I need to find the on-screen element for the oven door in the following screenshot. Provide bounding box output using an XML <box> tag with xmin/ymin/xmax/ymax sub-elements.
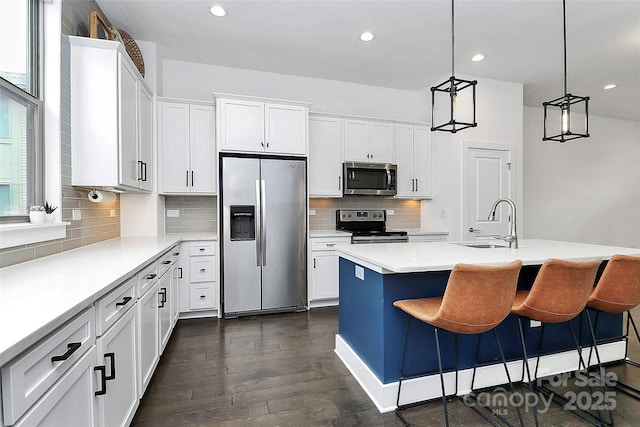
<box><xmin>343</xmin><ymin>162</ymin><xmax>397</xmax><ymax>196</ymax></box>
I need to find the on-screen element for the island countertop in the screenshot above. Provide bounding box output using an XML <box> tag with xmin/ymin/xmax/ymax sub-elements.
<box><xmin>335</xmin><ymin>239</ymin><xmax>640</xmax><ymax>274</ymax></box>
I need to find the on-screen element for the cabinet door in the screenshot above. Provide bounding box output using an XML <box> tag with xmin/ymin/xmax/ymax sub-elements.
<box><xmin>137</xmin><ymin>282</ymin><xmax>159</xmax><ymax>397</ymax></box>
<box><xmin>309</xmin><ymin>116</ymin><xmax>343</xmax><ymax>197</ymax></box>
<box><xmin>189</xmin><ymin>283</ymin><xmax>216</xmax><ymax>310</ymax></box>
<box><xmin>218</xmin><ymin>99</ymin><xmax>264</xmax><ymax>152</ymax></box>
<box><xmin>412</xmin><ymin>125</ymin><xmax>432</xmax><ymax>198</ymax></box>
<box><xmin>158</xmin><ymin>271</ymin><xmax>172</xmax><ymax>353</ymax></box>
<box><xmin>159</xmin><ymin>103</ymin><xmax>191</xmax><ymax>193</ymax></box>
<box><xmin>343</xmin><ymin>119</ymin><xmax>370</xmax><ymax>162</ymax></box>
<box><xmin>96</xmin><ymin>306</ymin><xmax>138</xmax><ymax>427</ymax></box>
<box><xmin>394</xmin><ymin>124</ymin><xmax>415</xmax><ymax>197</ymax></box>
<box><xmin>311</xmin><ymin>253</ymin><xmax>340</xmax><ymax>301</ymax></box>
<box><xmin>190</xmin><ymin>105</ymin><xmax>216</xmax><ymax>193</ymax></box>
<box><xmin>14</xmin><ymin>347</ymin><xmax>97</xmax><ymax>427</ymax></box>
<box><xmin>118</xmin><ymin>57</ymin><xmax>139</xmax><ymax>188</ymax></box>
<box><xmin>138</xmin><ymin>84</ymin><xmax>153</xmax><ymax>192</ymax></box>
<box><xmin>265</xmin><ymin>103</ymin><xmax>306</xmax><ymax>155</ymax></box>
<box><xmin>370</xmin><ymin>121</ymin><xmax>395</xmax><ymax>163</ymax></box>
<box><xmin>177</xmin><ymin>243</ymin><xmax>191</xmax><ymax>313</ymax></box>
<box><xmin>171</xmin><ymin>263</ymin><xmax>180</xmax><ymax>325</ymax></box>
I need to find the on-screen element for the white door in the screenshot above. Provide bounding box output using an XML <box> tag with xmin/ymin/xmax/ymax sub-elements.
<box><xmin>118</xmin><ymin>58</ymin><xmax>139</xmax><ymax>188</ymax></box>
<box><xmin>158</xmin><ymin>271</ymin><xmax>172</xmax><ymax>353</ymax></box>
<box><xmin>219</xmin><ymin>99</ymin><xmax>264</xmax><ymax>152</ymax></box>
<box><xmin>394</xmin><ymin>124</ymin><xmax>414</xmax><ymax>197</ymax></box>
<box><xmin>190</xmin><ymin>105</ymin><xmax>216</xmax><ymax>193</ymax></box>
<box><xmin>343</xmin><ymin>119</ymin><xmax>370</xmax><ymax>162</ymax></box>
<box><xmin>465</xmin><ymin>147</ymin><xmax>514</xmax><ymax>241</ymax></box>
<box><xmin>311</xmin><ymin>253</ymin><xmax>340</xmax><ymax>300</ymax></box>
<box><xmin>412</xmin><ymin>126</ymin><xmax>432</xmax><ymax>198</ymax></box>
<box><xmin>309</xmin><ymin>115</ymin><xmax>343</xmax><ymax>197</ymax></box>
<box><xmin>265</xmin><ymin>103</ymin><xmax>306</xmax><ymax>155</ymax></box>
<box><xmin>137</xmin><ymin>282</ymin><xmax>159</xmax><ymax>397</ymax></box>
<box><xmin>160</xmin><ymin>103</ymin><xmax>190</xmax><ymax>193</ymax></box>
<box><xmin>369</xmin><ymin>121</ymin><xmax>394</xmax><ymax>163</ymax></box>
<box><xmin>138</xmin><ymin>85</ymin><xmax>153</xmax><ymax>192</ymax></box>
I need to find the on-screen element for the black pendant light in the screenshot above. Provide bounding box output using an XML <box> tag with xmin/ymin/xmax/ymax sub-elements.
<box><xmin>431</xmin><ymin>0</ymin><xmax>477</xmax><ymax>133</ymax></box>
<box><xmin>543</xmin><ymin>0</ymin><xmax>589</xmax><ymax>142</ymax></box>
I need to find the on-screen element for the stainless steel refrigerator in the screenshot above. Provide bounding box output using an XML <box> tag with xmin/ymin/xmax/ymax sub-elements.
<box><xmin>221</xmin><ymin>155</ymin><xmax>307</xmax><ymax>318</ymax></box>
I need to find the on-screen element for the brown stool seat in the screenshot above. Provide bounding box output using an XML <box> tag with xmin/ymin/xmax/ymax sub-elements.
<box><xmin>587</xmin><ymin>254</ymin><xmax>640</xmax><ymax>313</ymax></box>
<box><xmin>393</xmin><ymin>260</ymin><xmax>523</xmax><ymax>427</ymax></box>
<box><xmin>511</xmin><ymin>258</ymin><xmax>601</xmax><ymax>427</ymax></box>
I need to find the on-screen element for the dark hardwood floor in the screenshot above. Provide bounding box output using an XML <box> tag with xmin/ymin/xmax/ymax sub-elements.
<box><xmin>132</xmin><ymin>307</ymin><xmax>640</xmax><ymax>426</ymax></box>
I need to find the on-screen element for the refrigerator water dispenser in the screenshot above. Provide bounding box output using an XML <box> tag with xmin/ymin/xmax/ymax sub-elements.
<box><xmin>230</xmin><ymin>205</ymin><xmax>255</xmax><ymax>241</ymax></box>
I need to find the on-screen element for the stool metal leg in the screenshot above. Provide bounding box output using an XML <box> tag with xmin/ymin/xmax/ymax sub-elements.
<box><xmin>434</xmin><ymin>328</ymin><xmax>450</xmax><ymax>427</ymax></box>
<box><xmin>517</xmin><ymin>317</ymin><xmax>540</xmax><ymax>427</ymax></box>
<box><xmin>395</xmin><ymin>317</ymin><xmax>413</xmax><ymax>426</ymax></box>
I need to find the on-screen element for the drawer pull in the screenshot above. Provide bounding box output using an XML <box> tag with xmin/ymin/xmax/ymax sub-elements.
<box><xmin>162</xmin><ymin>260</ymin><xmax>171</xmax><ymax>265</ymax></box>
<box><xmin>104</xmin><ymin>352</ymin><xmax>116</xmax><ymax>381</ymax></box>
<box><xmin>145</xmin><ymin>273</ymin><xmax>157</xmax><ymax>280</ymax></box>
<box><xmin>51</xmin><ymin>342</ymin><xmax>81</xmax><ymax>363</ymax></box>
<box><xmin>200</xmin><ymin>268</ymin><xmax>206</xmax><ymax>272</ymax></box>
<box><xmin>326</xmin><ymin>243</ymin><xmax>336</xmax><ymax>247</ymax></box>
<box><xmin>94</xmin><ymin>365</ymin><xmax>107</xmax><ymax>396</ymax></box>
<box><xmin>178</xmin><ymin>267</ymin><xmax>183</xmax><ymax>279</ymax></box>
<box><xmin>173</xmin><ymin>252</ymin><xmax>180</xmax><ymax>256</ymax></box>
<box><xmin>115</xmin><ymin>296</ymin><xmax>132</xmax><ymax>307</ymax></box>
<box><xmin>158</xmin><ymin>288</ymin><xmax>167</xmax><ymax>308</ymax></box>
<box><xmin>199</xmin><ymin>248</ymin><xmax>205</xmax><ymax>252</ymax></box>
<box><xmin>200</xmin><ymin>295</ymin><xmax>206</xmax><ymax>299</ymax></box>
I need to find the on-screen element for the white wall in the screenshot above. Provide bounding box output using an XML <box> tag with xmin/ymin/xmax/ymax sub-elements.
<box><xmin>162</xmin><ymin>60</ymin><xmax>429</xmax><ymax>122</ymax></box>
<box><xmin>421</xmin><ymin>76</ymin><xmax>524</xmax><ymax>240</ymax></box>
<box><xmin>523</xmin><ymin>106</ymin><xmax>640</xmax><ymax>247</ymax></box>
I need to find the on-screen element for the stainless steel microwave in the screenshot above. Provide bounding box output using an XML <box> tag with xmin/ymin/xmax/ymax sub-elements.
<box><xmin>343</xmin><ymin>162</ymin><xmax>397</xmax><ymax>196</ymax></box>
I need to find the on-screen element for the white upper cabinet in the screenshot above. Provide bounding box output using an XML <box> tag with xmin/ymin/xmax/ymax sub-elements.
<box><xmin>158</xmin><ymin>101</ymin><xmax>216</xmax><ymax>195</ymax></box>
<box><xmin>216</xmin><ymin>94</ymin><xmax>309</xmax><ymax>156</ymax></box>
<box><xmin>344</xmin><ymin>119</ymin><xmax>395</xmax><ymax>163</ymax></box>
<box><xmin>70</xmin><ymin>36</ymin><xmax>152</xmax><ymax>192</ymax></box>
<box><xmin>395</xmin><ymin>124</ymin><xmax>432</xmax><ymax>199</ymax></box>
<box><xmin>308</xmin><ymin>115</ymin><xmax>343</xmax><ymax>197</ymax></box>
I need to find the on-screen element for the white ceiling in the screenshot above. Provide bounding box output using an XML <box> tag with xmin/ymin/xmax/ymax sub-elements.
<box><xmin>96</xmin><ymin>0</ymin><xmax>640</xmax><ymax>122</ymax></box>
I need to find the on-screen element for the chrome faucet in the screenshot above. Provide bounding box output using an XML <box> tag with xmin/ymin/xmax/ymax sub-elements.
<box><xmin>487</xmin><ymin>198</ymin><xmax>519</xmax><ymax>249</ymax></box>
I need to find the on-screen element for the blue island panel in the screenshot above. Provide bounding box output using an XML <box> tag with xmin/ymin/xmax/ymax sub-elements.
<box><xmin>339</xmin><ymin>258</ymin><xmax>623</xmax><ymax>385</ymax></box>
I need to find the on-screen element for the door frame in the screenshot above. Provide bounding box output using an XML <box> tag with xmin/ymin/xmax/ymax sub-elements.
<box><xmin>462</xmin><ymin>140</ymin><xmax>519</xmax><ymax>241</ymax></box>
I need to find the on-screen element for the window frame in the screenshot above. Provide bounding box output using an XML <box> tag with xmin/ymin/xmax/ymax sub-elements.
<box><xmin>0</xmin><ymin>0</ymin><xmax>43</xmax><ymax>223</ymax></box>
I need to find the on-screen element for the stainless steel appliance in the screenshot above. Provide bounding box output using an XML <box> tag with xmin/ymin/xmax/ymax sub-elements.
<box><xmin>336</xmin><ymin>209</ymin><xmax>408</xmax><ymax>244</ymax></box>
<box><xmin>343</xmin><ymin>162</ymin><xmax>397</xmax><ymax>196</ymax></box>
<box><xmin>221</xmin><ymin>155</ymin><xmax>307</xmax><ymax>318</ymax></box>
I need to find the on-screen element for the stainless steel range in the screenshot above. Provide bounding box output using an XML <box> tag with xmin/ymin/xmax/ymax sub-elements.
<box><xmin>336</xmin><ymin>209</ymin><xmax>408</xmax><ymax>244</ymax></box>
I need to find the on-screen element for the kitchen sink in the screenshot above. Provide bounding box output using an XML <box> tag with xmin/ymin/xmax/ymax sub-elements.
<box><xmin>453</xmin><ymin>242</ymin><xmax>508</xmax><ymax>249</ymax></box>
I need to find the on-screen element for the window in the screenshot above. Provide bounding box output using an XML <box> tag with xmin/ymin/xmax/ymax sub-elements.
<box><xmin>0</xmin><ymin>0</ymin><xmax>42</xmax><ymax>220</ymax></box>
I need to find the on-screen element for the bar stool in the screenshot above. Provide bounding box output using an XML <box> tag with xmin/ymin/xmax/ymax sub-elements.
<box><xmin>584</xmin><ymin>254</ymin><xmax>640</xmax><ymax>398</ymax></box>
<box><xmin>511</xmin><ymin>258</ymin><xmax>601</xmax><ymax>426</ymax></box>
<box><xmin>393</xmin><ymin>260</ymin><xmax>522</xmax><ymax>427</ymax></box>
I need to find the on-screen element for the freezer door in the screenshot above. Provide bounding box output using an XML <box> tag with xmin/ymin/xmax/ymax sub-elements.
<box><xmin>260</xmin><ymin>158</ymin><xmax>307</xmax><ymax>310</ymax></box>
<box><xmin>222</xmin><ymin>157</ymin><xmax>262</xmax><ymax>314</ymax></box>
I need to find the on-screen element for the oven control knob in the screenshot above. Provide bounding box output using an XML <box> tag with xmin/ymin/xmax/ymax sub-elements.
<box><xmin>347</xmin><ymin>214</ymin><xmax>352</xmax><ymax>218</ymax></box>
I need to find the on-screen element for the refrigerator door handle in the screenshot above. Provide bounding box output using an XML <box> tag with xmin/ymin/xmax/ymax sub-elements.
<box><xmin>260</xmin><ymin>179</ymin><xmax>267</xmax><ymax>266</ymax></box>
<box><xmin>255</xmin><ymin>180</ymin><xmax>262</xmax><ymax>267</ymax></box>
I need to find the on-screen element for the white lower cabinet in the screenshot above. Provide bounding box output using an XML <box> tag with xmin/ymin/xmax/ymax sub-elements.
<box><xmin>158</xmin><ymin>267</ymin><xmax>173</xmax><ymax>353</ymax></box>
<box><xmin>178</xmin><ymin>241</ymin><xmax>218</xmax><ymax>317</ymax></box>
<box><xmin>309</xmin><ymin>236</ymin><xmax>351</xmax><ymax>307</ymax></box>
<box><xmin>137</xmin><ymin>280</ymin><xmax>159</xmax><ymax>398</ymax></box>
<box><xmin>14</xmin><ymin>346</ymin><xmax>98</xmax><ymax>427</ymax></box>
<box><xmin>95</xmin><ymin>306</ymin><xmax>138</xmax><ymax>427</ymax></box>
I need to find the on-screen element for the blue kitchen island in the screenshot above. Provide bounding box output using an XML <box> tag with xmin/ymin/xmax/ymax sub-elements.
<box><xmin>334</xmin><ymin>239</ymin><xmax>640</xmax><ymax>412</ymax></box>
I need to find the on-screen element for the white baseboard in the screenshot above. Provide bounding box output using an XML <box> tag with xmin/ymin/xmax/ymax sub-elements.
<box><xmin>335</xmin><ymin>334</ymin><xmax>625</xmax><ymax>413</ymax></box>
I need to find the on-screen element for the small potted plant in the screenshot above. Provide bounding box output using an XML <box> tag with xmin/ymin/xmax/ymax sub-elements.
<box><xmin>29</xmin><ymin>205</ymin><xmax>46</xmax><ymax>224</ymax></box>
<box><xmin>44</xmin><ymin>201</ymin><xmax>58</xmax><ymax>223</ymax></box>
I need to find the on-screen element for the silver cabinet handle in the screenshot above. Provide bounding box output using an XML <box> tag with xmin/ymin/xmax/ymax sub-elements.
<box><xmin>326</xmin><ymin>243</ymin><xmax>336</xmax><ymax>247</ymax></box>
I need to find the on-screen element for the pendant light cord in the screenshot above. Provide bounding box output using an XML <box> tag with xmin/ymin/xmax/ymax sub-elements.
<box><xmin>563</xmin><ymin>0</ymin><xmax>567</xmax><ymax>95</ymax></box>
<box><xmin>451</xmin><ymin>0</ymin><xmax>455</xmax><ymax>78</ymax></box>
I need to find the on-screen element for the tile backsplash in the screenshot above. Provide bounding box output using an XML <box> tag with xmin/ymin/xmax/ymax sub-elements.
<box><xmin>164</xmin><ymin>196</ymin><xmax>217</xmax><ymax>233</ymax></box>
<box><xmin>310</xmin><ymin>197</ymin><xmax>420</xmax><ymax>230</ymax></box>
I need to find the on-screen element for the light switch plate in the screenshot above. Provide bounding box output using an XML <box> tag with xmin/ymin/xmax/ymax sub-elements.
<box><xmin>72</xmin><ymin>209</ymin><xmax>81</xmax><ymax>221</ymax></box>
<box><xmin>166</xmin><ymin>209</ymin><xmax>180</xmax><ymax>218</ymax></box>
<box><xmin>309</xmin><ymin>209</ymin><xmax>316</xmax><ymax>216</ymax></box>
<box><xmin>355</xmin><ymin>265</ymin><xmax>365</xmax><ymax>280</ymax></box>
<box><xmin>387</xmin><ymin>210</ymin><xmax>394</xmax><ymax>215</ymax></box>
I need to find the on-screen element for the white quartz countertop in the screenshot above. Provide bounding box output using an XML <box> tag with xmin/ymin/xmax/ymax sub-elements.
<box><xmin>0</xmin><ymin>234</ymin><xmax>215</xmax><ymax>365</ymax></box>
<box><xmin>404</xmin><ymin>229</ymin><xmax>449</xmax><ymax>236</ymax></box>
<box><xmin>309</xmin><ymin>230</ymin><xmax>352</xmax><ymax>238</ymax></box>
<box><xmin>335</xmin><ymin>239</ymin><xmax>640</xmax><ymax>274</ymax></box>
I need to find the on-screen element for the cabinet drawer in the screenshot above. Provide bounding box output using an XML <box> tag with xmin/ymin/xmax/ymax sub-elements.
<box><xmin>189</xmin><ymin>257</ymin><xmax>216</xmax><ymax>282</ymax></box>
<box><xmin>311</xmin><ymin>238</ymin><xmax>351</xmax><ymax>251</ymax></box>
<box><xmin>138</xmin><ymin>261</ymin><xmax>158</xmax><ymax>296</ymax></box>
<box><xmin>95</xmin><ymin>275</ymin><xmax>137</xmax><ymax>336</ymax></box>
<box><xmin>189</xmin><ymin>241</ymin><xmax>216</xmax><ymax>256</ymax></box>
<box><xmin>1</xmin><ymin>307</ymin><xmax>96</xmax><ymax>425</ymax></box>
<box><xmin>157</xmin><ymin>251</ymin><xmax>174</xmax><ymax>278</ymax></box>
<box><xmin>189</xmin><ymin>283</ymin><xmax>216</xmax><ymax>310</ymax></box>
<box><xmin>170</xmin><ymin>245</ymin><xmax>181</xmax><ymax>262</ymax></box>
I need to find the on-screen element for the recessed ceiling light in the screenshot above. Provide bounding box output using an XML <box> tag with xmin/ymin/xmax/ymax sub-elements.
<box><xmin>471</xmin><ymin>54</ymin><xmax>485</xmax><ymax>62</ymax></box>
<box><xmin>210</xmin><ymin>5</ymin><xmax>226</xmax><ymax>17</ymax></box>
<box><xmin>360</xmin><ymin>31</ymin><xmax>375</xmax><ymax>42</ymax></box>
<box><xmin>603</xmin><ymin>84</ymin><xmax>617</xmax><ymax>90</ymax></box>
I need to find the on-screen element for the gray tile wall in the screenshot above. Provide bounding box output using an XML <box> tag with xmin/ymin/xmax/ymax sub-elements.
<box><xmin>310</xmin><ymin>198</ymin><xmax>421</xmax><ymax>230</ymax></box>
<box><xmin>1</xmin><ymin>1</ymin><xmax>119</xmax><ymax>268</ymax></box>
<box><xmin>164</xmin><ymin>196</ymin><xmax>217</xmax><ymax>233</ymax></box>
